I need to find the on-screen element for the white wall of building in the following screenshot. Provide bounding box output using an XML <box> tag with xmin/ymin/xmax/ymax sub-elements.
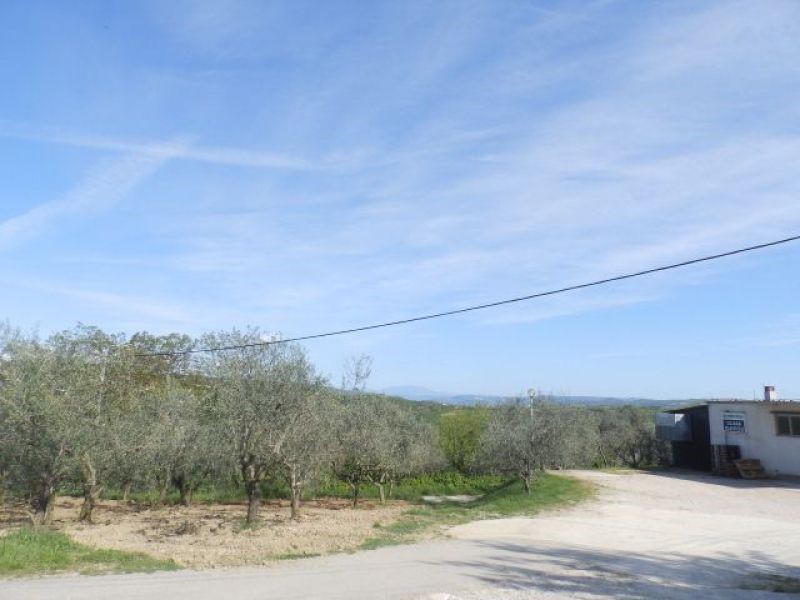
<box><xmin>709</xmin><ymin>402</ymin><xmax>800</xmax><ymax>477</ymax></box>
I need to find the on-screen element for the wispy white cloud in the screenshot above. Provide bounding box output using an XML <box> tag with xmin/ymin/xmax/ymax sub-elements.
<box><xmin>5</xmin><ymin>0</ymin><xmax>800</xmax><ymax>347</ymax></box>
<box><xmin>0</xmin><ymin>120</ymin><xmax>325</xmax><ymax>170</ymax></box>
<box><xmin>3</xmin><ymin>274</ymin><xmax>251</xmax><ymax>329</ymax></box>
<box><xmin>0</xmin><ymin>150</ymin><xmax>176</xmax><ymax>250</ymax></box>
<box><xmin>16</xmin><ymin>281</ymin><xmax>193</xmax><ymax>324</ymax></box>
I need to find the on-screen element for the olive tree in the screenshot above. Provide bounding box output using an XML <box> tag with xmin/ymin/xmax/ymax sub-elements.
<box><xmin>200</xmin><ymin>330</ymin><xmax>320</xmax><ymax>524</ymax></box>
<box><xmin>369</xmin><ymin>400</ymin><xmax>442</xmax><ymax>503</ymax></box>
<box><xmin>480</xmin><ymin>394</ymin><xmax>598</xmax><ymax>493</ymax></box>
<box><xmin>106</xmin><ymin>399</ymin><xmax>152</xmax><ymax>502</ymax></box>
<box><xmin>331</xmin><ymin>355</ymin><xmax>444</xmax><ymax>506</ymax></box>
<box><xmin>0</xmin><ymin>331</ymin><xmax>76</xmax><ymax>526</ymax></box>
<box><xmin>333</xmin><ymin>392</ymin><xmax>443</xmax><ymax>506</ymax></box>
<box><xmin>0</xmin><ymin>402</ymin><xmax>9</xmax><ymax>505</ymax></box>
<box><xmin>597</xmin><ymin>406</ymin><xmax>668</xmax><ymax>468</ymax></box>
<box><xmin>273</xmin><ymin>380</ymin><xmax>334</xmax><ymax>519</ymax></box>
<box><xmin>0</xmin><ymin>325</ymin><xmax>16</xmax><ymax>505</ymax></box>
<box><xmin>124</xmin><ymin>331</ymin><xmax>198</xmax><ymax>503</ymax></box>
<box><xmin>331</xmin><ymin>396</ymin><xmax>382</xmax><ymax>507</ymax></box>
<box><xmin>330</xmin><ymin>355</ymin><xmax>375</xmax><ymax>507</ymax></box>
<box><xmin>47</xmin><ymin>325</ymin><xmax>131</xmax><ymax>523</ymax></box>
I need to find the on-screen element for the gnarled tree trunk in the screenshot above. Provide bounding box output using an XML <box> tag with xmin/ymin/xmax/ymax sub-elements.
<box><xmin>156</xmin><ymin>470</ymin><xmax>170</xmax><ymax>505</ymax></box>
<box><xmin>522</xmin><ymin>470</ymin><xmax>534</xmax><ymax>495</ymax></box>
<box><xmin>377</xmin><ymin>482</ymin><xmax>385</xmax><ymax>504</ymax></box>
<box><xmin>349</xmin><ymin>481</ymin><xmax>360</xmax><ymax>508</ymax></box>
<box><xmin>288</xmin><ymin>464</ymin><xmax>302</xmax><ymax>520</ymax></box>
<box><xmin>242</xmin><ymin>461</ymin><xmax>262</xmax><ymax>525</ymax></box>
<box><xmin>245</xmin><ymin>480</ymin><xmax>261</xmax><ymax>524</ymax></box>
<box><xmin>78</xmin><ymin>452</ymin><xmax>102</xmax><ymax>523</ymax></box>
<box><xmin>173</xmin><ymin>474</ymin><xmax>193</xmax><ymax>506</ymax></box>
<box><xmin>122</xmin><ymin>480</ymin><xmax>132</xmax><ymax>502</ymax></box>
<box><xmin>30</xmin><ymin>480</ymin><xmax>56</xmax><ymax>528</ymax></box>
<box><xmin>367</xmin><ymin>473</ymin><xmax>387</xmax><ymax>505</ymax></box>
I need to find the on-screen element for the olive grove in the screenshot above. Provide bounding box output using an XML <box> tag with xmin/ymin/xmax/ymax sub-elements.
<box><xmin>0</xmin><ymin>325</ymin><xmax>445</xmax><ymax>526</ymax></box>
<box><xmin>0</xmin><ymin>322</ymin><xmax>667</xmax><ymax>530</ymax></box>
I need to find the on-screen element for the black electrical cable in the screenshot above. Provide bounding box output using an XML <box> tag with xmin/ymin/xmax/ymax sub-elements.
<box><xmin>137</xmin><ymin>234</ymin><xmax>800</xmax><ymax>357</ymax></box>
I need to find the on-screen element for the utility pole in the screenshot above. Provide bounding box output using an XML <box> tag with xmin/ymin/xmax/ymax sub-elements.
<box><xmin>527</xmin><ymin>388</ymin><xmax>537</xmax><ymax>421</ymax></box>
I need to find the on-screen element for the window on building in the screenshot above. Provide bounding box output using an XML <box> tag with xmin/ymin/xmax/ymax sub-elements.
<box><xmin>775</xmin><ymin>414</ymin><xmax>800</xmax><ymax>437</ymax></box>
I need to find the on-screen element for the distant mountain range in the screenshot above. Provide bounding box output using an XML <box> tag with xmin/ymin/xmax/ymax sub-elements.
<box><xmin>380</xmin><ymin>385</ymin><xmax>680</xmax><ymax>408</ymax></box>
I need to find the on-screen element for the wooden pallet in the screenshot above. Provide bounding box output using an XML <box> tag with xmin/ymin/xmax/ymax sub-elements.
<box><xmin>734</xmin><ymin>458</ymin><xmax>768</xmax><ymax>479</ymax></box>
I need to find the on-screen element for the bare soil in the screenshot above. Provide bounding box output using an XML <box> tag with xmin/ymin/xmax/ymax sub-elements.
<box><xmin>0</xmin><ymin>497</ymin><xmax>408</xmax><ymax>568</ymax></box>
<box><xmin>8</xmin><ymin>471</ymin><xmax>800</xmax><ymax>599</ymax></box>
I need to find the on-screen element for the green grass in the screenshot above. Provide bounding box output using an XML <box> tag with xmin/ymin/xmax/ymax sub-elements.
<box><xmin>313</xmin><ymin>472</ymin><xmax>507</xmax><ymax>502</ymax></box>
<box><xmin>360</xmin><ymin>536</ymin><xmax>405</xmax><ymax>550</ymax></box>
<box><xmin>273</xmin><ymin>551</ymin><xmax>322</xmax><ymax>560</ymax></box>
<box><xmin>103</xmin><ymin>472</ymin><xmax>508</xmax><ymax>505</ymax></box>
<box><xmin>0</xmin><ymin>527</ymin><xmax>178</xmax><ymax>577</ymax></box>
<box><xmin>359</xmin><ymin>473</ymin><xmax>593</xmax><ymax>550</ymax></box>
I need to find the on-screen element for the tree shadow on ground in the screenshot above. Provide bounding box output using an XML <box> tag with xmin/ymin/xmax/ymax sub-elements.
<box><xmin>436</xmin><ymin>540</ymin><xmax>800</xmax><ymax>599</ymax></box>
<box><xmin>634</xmin><ymin>468</ymin><xmax>800</xmax><ymax>492</ymax></box>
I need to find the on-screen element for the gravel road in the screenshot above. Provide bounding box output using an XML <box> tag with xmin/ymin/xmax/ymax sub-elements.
<box><xmin>4</xmin><ymin>470</ymin><xmax>799</xmax><ymax>600</ymax></box>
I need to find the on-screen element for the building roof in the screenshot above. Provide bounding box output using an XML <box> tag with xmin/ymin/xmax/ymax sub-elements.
<box><xmin>664</xmin><ymin>404</ymin><xmax>708</xmax><ymax>414</ymax></box>
<box><xmin>666</xmin><ymin>400</ymin><xmax>800</xmax><ymax>413</ymax></box>
<box><xmin>706</xmin><ymin>400</ymin><xmax>799</xmax><ymax>406</ymax></box>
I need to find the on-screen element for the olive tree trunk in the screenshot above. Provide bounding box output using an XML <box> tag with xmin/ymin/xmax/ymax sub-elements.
<box><xmin>173</xmin><ymin>474</ymin><xmax>193</xmax><ymax>506</ymax></box>
<box><xmin>377</xmin><ymin>482</ymin><xmax>386</xmax><ymax>504</ymax></box>
<box><xmin>349</xmin><ymin>481</ymin><xmax>360</xmax><ymax>508</ymax></box>
<box><xmin>30</xmin><ymin>480</ymin><xmax>57</xmax><ymax>528</ymax></box>
<box><xmin>242</xmin><ymin>460</ymin><xmax>262</xmax><ymax>525</ymax></box>
<box><xmin>78</xmin><ymin>452</ymin><xmax>102</xmax><ymax>523</ymax></box>
<box><xmin>288</xmin><ymin>464</ymin><xmax>302</xmax><ymax>520</ymax></box>
<box><xmin>367</xmin><ymin>473</ymin><xmax>387</xmax><ymax>505</ymax></box>
<box><xmin>122</xmin><ymin>481</ymin><xmax>132</xmax><ymax>502</ymax></box>
<box><xmin>156</xmin><ymin>470</ymin><xmax>170</xmax><ymax>505</ymax></box>
<box><xmin>522</xmin><ymin>470</ymin><xmax>535</xmax><ymax>495</ymax></box>
<box><xmin>245</xmin><ymin>479</ymin><xmax>261</xmax><ymax>524</ymax></box>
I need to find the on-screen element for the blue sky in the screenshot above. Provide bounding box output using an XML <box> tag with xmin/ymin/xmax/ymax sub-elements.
<box><xmin>1</xmin><ymin>0</ymin><xmax>799</xmax><ymax>399</ymax></box>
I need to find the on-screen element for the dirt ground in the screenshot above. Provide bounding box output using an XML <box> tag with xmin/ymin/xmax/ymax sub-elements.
<box><xmin>0</xmin><ymin>497</ymin><xmax>408</xmax><ymax>568</ymax></box>
<box><xmin>445</xmin><ymin>469</ymin><xmax>800</xmax><ymax>599</ymax></box>
<box><xmin>6</xmin><ymin>470</ymin><xmax>800</xmax><ymax>600</ymax></box>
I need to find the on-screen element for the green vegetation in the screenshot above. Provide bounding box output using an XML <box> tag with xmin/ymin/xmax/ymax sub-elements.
<box><xmin>102</xmin><ymin>484</ymin><xmax>248</xmax><ymax>505</ymax></box>
<box><xmin>315</xmin><ymin>471</ymin><xmax>505</xmax><ymax>503</ymax></box>
<box><xmin>1</xmin><ymin>324</ymin><xmax>665</xmax><ymax>529</ymax></box>
<box><xmin>360</xmin><ymin>472</ymin><xmax>593</xmax><ymax>550</ymax></box>
<box><xmin>273</xmin><ymin>552</ymin><xmax>322</xmax><ymax>560</ymax></box>
<box><xmin>0</xmin><ymin>527</ymin><xmax>177</xmax><ymax>577</ymax></box>
<box><xmin>103</xmin><ymin>471</ymin><xmax>507</xmax><ymax>506</ymax></box>
<box><xmin>438</xmin><ymin>407</ymin><xmax>489</xmax><ymax>473</ymax></box>
<box><xmin>0</xmin><ymin>323</ymin><xmax>653</xmax><ymax>575</ymax></box>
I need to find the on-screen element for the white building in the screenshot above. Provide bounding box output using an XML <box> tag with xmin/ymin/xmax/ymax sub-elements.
<box><xmin>659</xmin><ymin>386</ymin><xmax>800</xmax><ymax>478</ymax></box>
<box><xmin>708</xmin><ymin>397</ymin><xmax>800</xmax><ymax>477</ymax></box>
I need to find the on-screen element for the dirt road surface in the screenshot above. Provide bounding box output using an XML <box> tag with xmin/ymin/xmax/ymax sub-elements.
<box><xmin>4</xmin><ymin>470</ymin><xmax>799</xmax><ymax>599</ymax></box>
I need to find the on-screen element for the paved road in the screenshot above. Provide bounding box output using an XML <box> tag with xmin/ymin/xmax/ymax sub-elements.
<box><xmin>4</xmin><ymin>470</ymin><xmax>800</xmax><ymax>600</ymax></box>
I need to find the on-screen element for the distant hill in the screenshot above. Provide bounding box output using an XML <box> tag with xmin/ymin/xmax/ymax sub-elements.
<box><xmin>380</xmin><ymin>385</ymin><xmax>682</xmax><ymax>409</ymax></box>
<box><xmin>380</xmin><ymin>386</ymin><xmax>454</xmax><ymax>401</ymax></box>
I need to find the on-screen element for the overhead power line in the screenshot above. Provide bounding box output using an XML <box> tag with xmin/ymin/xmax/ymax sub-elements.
<box><xmin>138</xmin><ymin>234</ymin><xmax>800</xmax><ymax>357</ymax></box>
